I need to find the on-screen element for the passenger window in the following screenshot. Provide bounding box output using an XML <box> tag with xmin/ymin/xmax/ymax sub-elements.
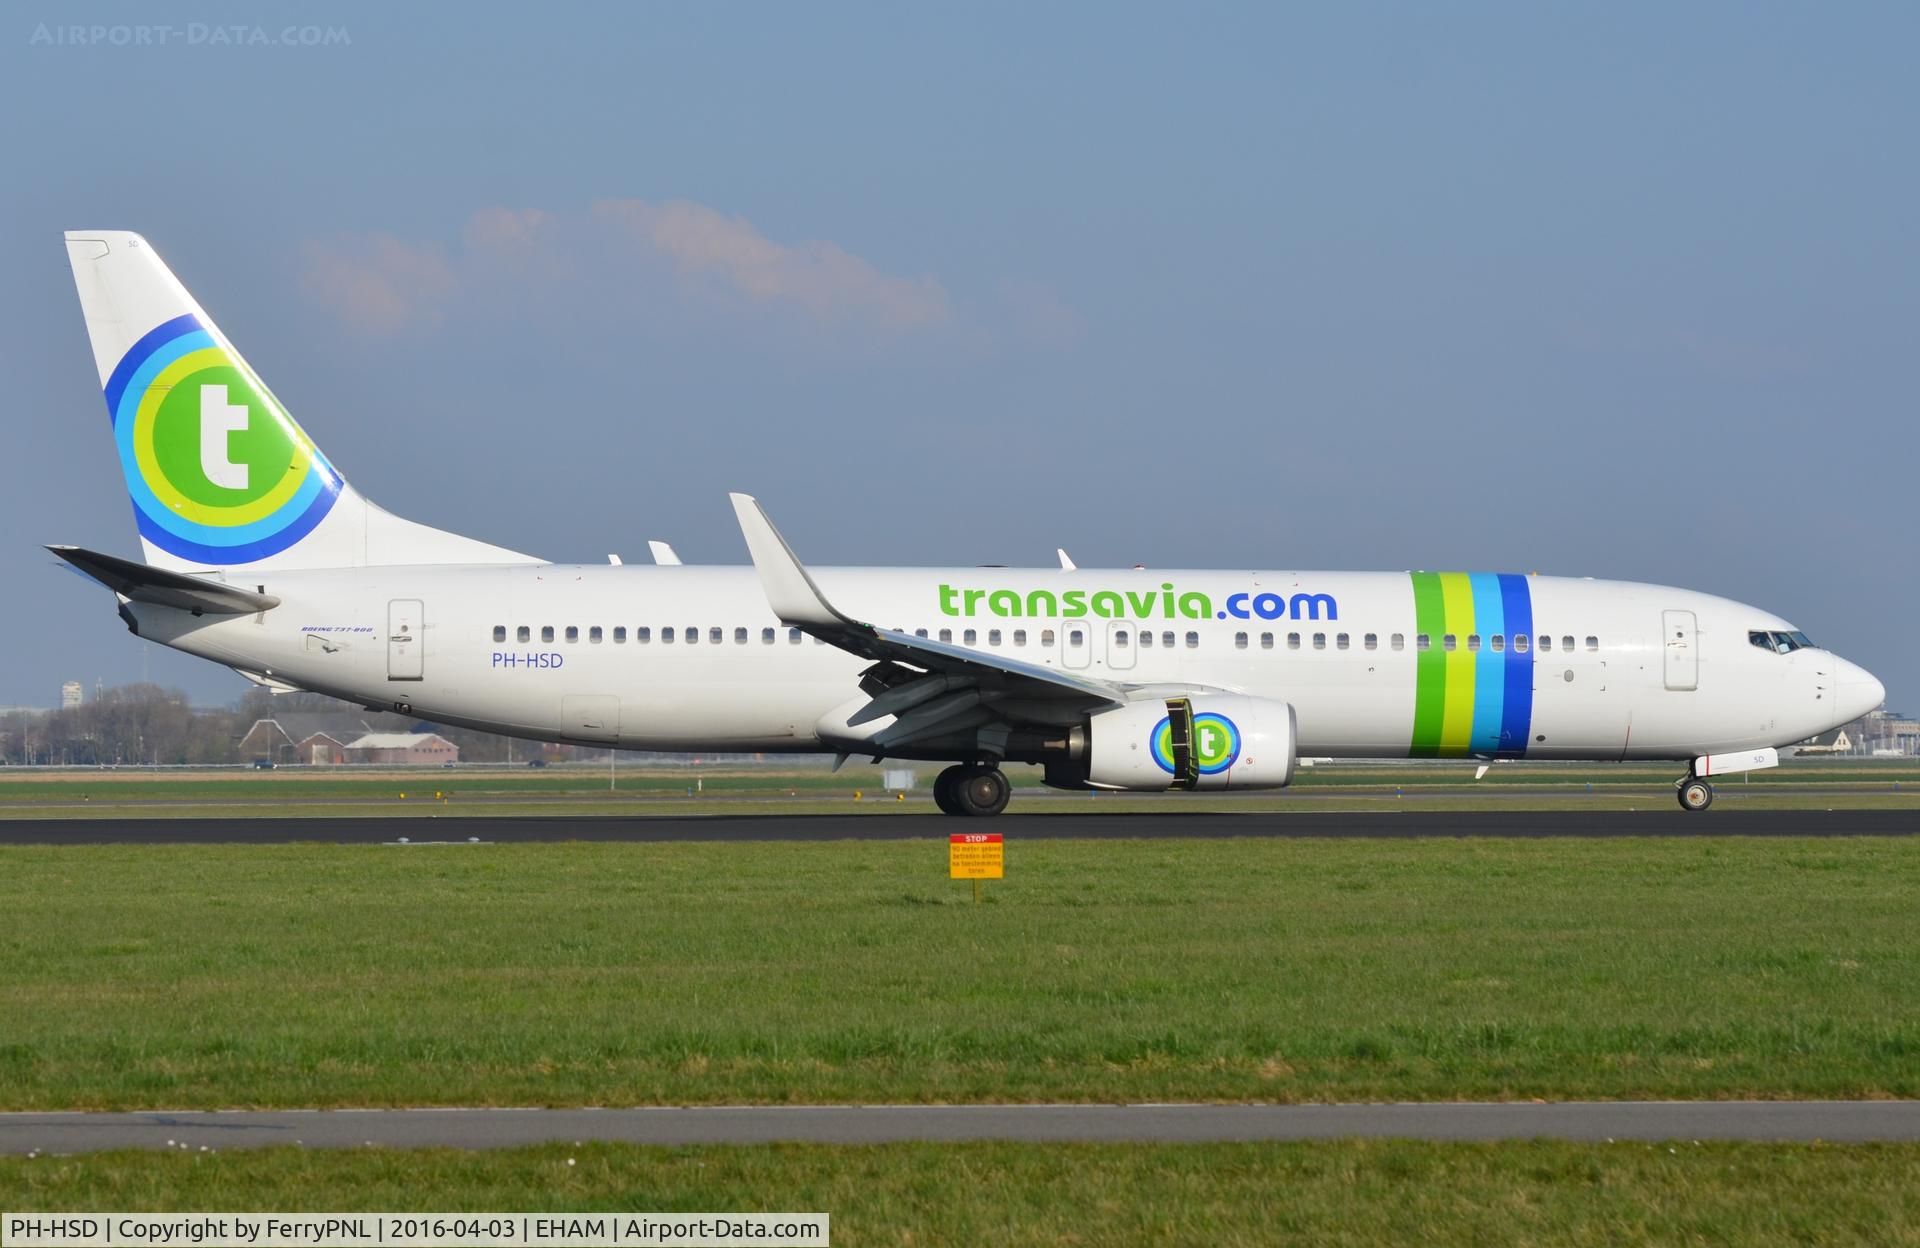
<box><xmin>1235</xmin><ymin>631</ymin><xmax>1249</xmax><ymax>649</ymax></box>
<box><xmin>1562</xmin><ymin>636</ymin><xmax>1574</xmax><ymax>652</ymax></box>
<box><xmin>1538</xmin><ymin>635</ymin><xmax>1551</xmax><ymax>652</ymax></box>
<box><xmin>662</xmin><ymin>627</ymin><xmax>675</xmax><ymax>643</ymax></box>
<box><xmin>1162</xmin><ymin>631</ymin><xmax>1175</xmax><ymax>648</ymax></box>
<box><xmin>987</xmin><ymin>628</ymin><xmax>1002</xmax><ymax>646</ymax></box>
<box><xmin>1416</xmin><ymin>634</ymin><xmax>1430</xmax><ymax>651</ymax></box>
<box><xmin>710</xmin><ymin>627</ymin><xmax>723</xmax><ymax>644</ymax></box>
<box><xmin>517</xmin><ymin>626</ymin><xmax>530</xmax><ymax>643</ymax></box>
<box><xmin>1068</xmin><ymin>628</ymin><xmax>1084</xmax><ymax>647</ymax></box>
<box><xmin>1391</xmin><ymin>633</ymin><xmax>1404</xmax><ymax>651</ymax></box>
<box><xmin>1112</xmin><ymin>629</ymin><xmax>1127</xmax><ymax>648</ymax></box>
<box><xmin>1260</xmin><ymin>632</ymin><xmax>1274</xmax><ymax>649</ymax></box>
<box><xmin>1364</xmin><ymin>633</ymin><xmax>1377</xmax><ymax>650</ymax></box>
<box><xmin>492</xmin><ymin>625</ymin><xmax>506</xmax><ymax>643</ymax></box>
<box><xmin>1313</xmin><ymin>633</ymin><xmax>1327</xmax><ymax>650</ymax></box>
<box><xmin>1042</xmin><ymin>628</ymin><xmax>1057</xmax><ymax>645</ymax></box>
<box><xmin>565</xmin><ymin>626</ymin><xmax>580</xmax><ymax>644</ymax></box>
<box><xmin>589</xmin><ymin>626</ymin><xmax>602</xmax><ymax>644</ymax></box>
<box><xmin>1585</xmin><ymin>635</ymin><xmax>1598</xmax><ymax>652</ymax></box>
<box><xmin>1185</xmin><ymin>631</ymin><xmax>1199</xmax><ymax>649</ymax></box>
<box><xmin>734</xmin><ymin>627</ymin><xmax>747</xmax><ymax>644</ymax></box>
<box><xmin>915</xmin><ymin>628</ymin><xmax>928</xmax><ymax>638</ymax></box>
<box><xmin>790</xmin><ymin>628</ymin><xmax>803</xmax><ymax>644</ymax></box>
<box><xmin>1443</xmin><ymin>634</ymin><xmax>1457</xmax><ymax>652</ymax></box>
<box><xmin>1466</xmin><ymin>634</ymin><xmax>1479</xmax><ymax>652</ymax></box>
<box><xmin>939</xmin><ymin>628</ymin><xmax>953</xmax><ymax>643</ymax></box>
<box><xmin>685</xmin><ymin>627</ymin><xmax>698</xmax><ymax>645</ymax></box>
<box><xmin>1336</xmin><ymin>633</ymin><xmax>1350</xmax><ymax>650</ymax></box>
<box><xmin>964</xmin><ymin>628</ymin><xmax>978</xmax><ymax>645</ymax></box>
<box><xmin>762</xmin><ymin>627</ymin><xmax>775</xmax><ymax>644</ymax></box>
<box><xmin>1014</xmin><ymin>629</ymin><xmax>1027</xmax><ymax>646</ymax></box>
<box><xmin>1491</xmin><ymin>634</ymin><xmax>1504</xmax><ymax>653</ymax></box>
<box><xmin>1513</xmin><ymin>634</ymin><xmax>1527</xmax><ymax>653</ymax></box>
<box><xmin>541</xmin><ymin>626</ymin><xmax>555</xmax><ymax>643</ymax></box>
<box><xmin>1288</xmin><ymin>632</ymin><xmax>1301</xmax><ymax>650</ymax></box>
<box><xmin>613</xmin><ymin>626</ymin><xmax>627</xmax><ymax>643</ymax></box>
<box><xmin>1139</xmin><ymin>630</ymin><xmax>1153</xmax><ymax>648</ymax></box>
<box><xmin>636</xmin><ymin>626</ymin><xmax>650</xmax><ymax>643</ymax></box>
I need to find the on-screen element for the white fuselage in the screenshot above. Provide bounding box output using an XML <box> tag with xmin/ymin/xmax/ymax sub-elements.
<box><xmin>131</xmin><ymin>564</ymin><xmax>1878</xmax><ymax>762</ymax></box>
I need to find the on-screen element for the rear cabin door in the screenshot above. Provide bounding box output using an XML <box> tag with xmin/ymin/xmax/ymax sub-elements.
<box><xmin>387</xmin><ymin>599</ymin><xmax>424</xmax><ymax>681</ymax></box>
<box><xmin>1662</xmin><ymin>609</ymin><xmax>1698</xmax><ymax>691</ymax></box>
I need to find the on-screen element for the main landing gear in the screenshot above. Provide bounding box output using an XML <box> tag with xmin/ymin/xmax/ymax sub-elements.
<box><xmin>1677</xmin><ymin>774</ymin><xmax>1714</xmax><ymax>812</ymax></box>
<box><xmin>933</xmin><ymin>764</ymin><xmax>1011</xmax><ymax>817</ymax></box>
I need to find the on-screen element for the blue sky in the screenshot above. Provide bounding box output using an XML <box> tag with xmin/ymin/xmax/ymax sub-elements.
<box><xmin>2</xmin><ymin>3</ymin><xmax>1914</xmax><ymax>711</ymax></box>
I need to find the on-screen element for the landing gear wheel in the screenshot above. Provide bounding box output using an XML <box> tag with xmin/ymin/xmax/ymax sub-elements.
<box><xmin>932</xmin><ymin>766</ymin><xmax>962</xmax><ymax>815</ymax></box>
<box><xmin>1678</xmin><ymin>778</ymin><xmax>1714</xmax><ymax>811</ymax></box>
<box><xmin>949</xmin><ymin>766</ymin><xmax>1011</xmax><ymax>818</ymax></box>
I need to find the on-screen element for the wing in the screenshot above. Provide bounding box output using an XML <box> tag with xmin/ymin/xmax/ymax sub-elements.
<box><xmin>730</xmin><ymin>494</ymin><xmax>1126</xmax><ymax>757</ymax></box>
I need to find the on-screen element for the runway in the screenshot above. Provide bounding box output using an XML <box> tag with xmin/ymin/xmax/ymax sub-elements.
<box><xmin>2</xmin><ymin>1102</ymin><xmax>1915</xmax><ymax>1153</ymax></box>
<box><xmin>0</xmin><ymin>809</ymin><xmax>1912</xmax><ymax>844</ymax></box>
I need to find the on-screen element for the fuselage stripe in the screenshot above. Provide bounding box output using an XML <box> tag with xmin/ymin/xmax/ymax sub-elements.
<box><xmin>1438</xmin><ymin>572</ymin><xmax>1477</xmax><ymax>757</ymax></box>
<box><xmin>1408</xmin><ymin>571</ymin><xmax>1446</xmax><ymax>757</ymax></box>
<box><xmin>1469</xmin><ymin>572</ymin><xmax>1507</xmax><ymax>755</ymax></box>
<box><xmin>1497</xmin><ymin>573</ymin><xmax>1535</xmax><ymax>758</ymax></box>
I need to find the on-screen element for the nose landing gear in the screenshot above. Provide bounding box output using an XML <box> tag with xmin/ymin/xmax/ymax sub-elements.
<box><xmin>1677</xmin><ymin>775</ymin><xmax>1714</xmax><ymax>811</ymax></box>
<box><xmin>933</xmin><ymin>764</ymin><xmax>1011</xmax><ymax>817</ymax></box>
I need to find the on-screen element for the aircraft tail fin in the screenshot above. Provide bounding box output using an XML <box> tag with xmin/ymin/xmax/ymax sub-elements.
<box><xmin>63</xmin><ymin>231</ymin><xmax>539</xmax><ymax>572</ymax></box>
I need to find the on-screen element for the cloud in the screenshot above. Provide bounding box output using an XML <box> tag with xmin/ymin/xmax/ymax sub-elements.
<box><xmin>299</xmin><ymin>201</ymin><xmax>1072</xmax><ymax>353</ymax></box>
<box><xmin>997</xmin><ymin>278</ymin><xmax>1086</xmax><ymax>348</ymax></box>
<box><xmin>299</xmin><ymin>234</ymin><xmax>457</xmax><ymax>333</ymax></box>
<box><xmin>593</xmin><ymin>199</ymin><xmax>950</xmax><ymax>330</ymax></box>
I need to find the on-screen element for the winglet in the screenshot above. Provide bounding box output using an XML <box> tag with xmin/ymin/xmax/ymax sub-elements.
<box><xmin>1057</xmin><ymin>547</ymin><xmax>1077</xmax><ymax>571</ymax></box>
<box><xmin>729</xmin><ymin>493</ymin><xmax>857</xmax><ymax>631</ymax></box>
<box><xmin>648</xmin><ymin>540</ymin><xmax>683</xmax><ymax>566</ymax></box>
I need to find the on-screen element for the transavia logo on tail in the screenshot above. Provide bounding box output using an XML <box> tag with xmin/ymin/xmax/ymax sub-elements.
<box><xmin>1152</xmin><ymin>712</ymin><xmax>1240</xmax><ymax>775</ymax></box>
<box><xmin>937</xmin><ymin>583</ymin><xmax>1337</xmax><ymax>621</ymax></box>
<box><xmin>103</xmin><ymin>314</ymin><xmax>341</xmax><ymax>562</ymax></box>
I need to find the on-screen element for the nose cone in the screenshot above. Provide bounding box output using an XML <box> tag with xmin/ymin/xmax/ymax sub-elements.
<box><xmin>1834</xmin><ymin>657</ymin><xmax>1886</xmax><ymax>724</ymax></box>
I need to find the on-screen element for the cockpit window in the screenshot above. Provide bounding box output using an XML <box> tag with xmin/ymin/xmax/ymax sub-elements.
<box><xmin>1750</xmin><ymin>629</ymin><xmax>1815</xmax><ymax>654</ymax></box>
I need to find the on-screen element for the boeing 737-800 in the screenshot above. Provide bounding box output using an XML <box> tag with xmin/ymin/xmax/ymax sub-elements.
<box><xmin>50</xmin><ymin>232</ymin><xmax>1885</xmax><ymax>815</ymax></box>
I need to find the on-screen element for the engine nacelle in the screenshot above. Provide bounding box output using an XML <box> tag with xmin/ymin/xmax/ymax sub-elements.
<box><xmin>1085</xmin><ymin>694</ymin><xmax>1296</xmax><ymax>791</ymax></box>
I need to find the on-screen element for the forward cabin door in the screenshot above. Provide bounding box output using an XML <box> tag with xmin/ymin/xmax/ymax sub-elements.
<box><xmin>1662</xmin><ymin>609</ymin><xmax>1698</xmax><ymax>691</ymax></box>
<box><xmin>387</xmin><ymin>599</ymin><xmax>424</xmax><ymax>681</ymax></box>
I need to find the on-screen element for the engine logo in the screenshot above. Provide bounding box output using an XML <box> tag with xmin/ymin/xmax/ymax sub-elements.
<box><xmin>1151</xmin><ymin>712</ymin><xmax>1241</xmax><ymax>776</ymax></box>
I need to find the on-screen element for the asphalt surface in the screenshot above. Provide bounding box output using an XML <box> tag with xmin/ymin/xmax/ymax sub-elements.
<box><xmin>0</xmin><ymin>809</ymin><xmax>1912</xmax><ymax>844</ymax></box>
<box><xmin>2</xmin><ymin>1102</ymin><xmax>1915</xmax><ymax>1153</ymax></box>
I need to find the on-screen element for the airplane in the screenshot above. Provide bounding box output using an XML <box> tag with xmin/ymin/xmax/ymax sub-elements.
<box><xmin>50</xmin><ymin>231</ymin><xmax>1885</xmax><ymax>816</ymax></box>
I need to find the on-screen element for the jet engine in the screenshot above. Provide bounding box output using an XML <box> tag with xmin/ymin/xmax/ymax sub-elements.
<box><xmin>1082</xmin><ymin>693</ymin><xmax>1296</xmax><ymax>791</ymax></box>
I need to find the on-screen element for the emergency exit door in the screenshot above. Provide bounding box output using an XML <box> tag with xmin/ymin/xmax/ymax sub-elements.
<box><xmin>1662</xmin><ymin>609</ymin><xmax>1697</xmax><ymax>691</ymax></box>
<box><xmin>388</xmin><ymin>599</ymin><xmax>424</xmax><ymax>681</ymax></box>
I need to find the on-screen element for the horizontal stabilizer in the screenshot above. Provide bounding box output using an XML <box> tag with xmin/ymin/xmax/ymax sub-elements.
<box><xmin>47</xmin><ymin>545</ymin><xmax>280</xmax><ymax>615</ymax></box>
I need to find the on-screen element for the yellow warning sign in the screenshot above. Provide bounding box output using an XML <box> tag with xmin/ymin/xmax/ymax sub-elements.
<box><xmin>949</xmin><ymin>832</ymin><xmax>1004</xmax><ymax>880</ymax></box>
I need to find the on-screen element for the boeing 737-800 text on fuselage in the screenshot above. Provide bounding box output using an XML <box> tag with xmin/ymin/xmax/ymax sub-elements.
<box><xmin>51</xmin><ymin>232</ymin><xmax>1884</xmax><ymax>815</ymax></box>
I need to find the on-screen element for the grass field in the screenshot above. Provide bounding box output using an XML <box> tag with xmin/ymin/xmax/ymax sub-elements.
<box><xmin>2</xmin><ymin>1141</ymin><xmax>1917</xmax><ymax>1245</ymax></box>
<box><xmin>0</xmin><ymin>835</ymin><xmax>1914</xmax><ymax>1109</ymax></box>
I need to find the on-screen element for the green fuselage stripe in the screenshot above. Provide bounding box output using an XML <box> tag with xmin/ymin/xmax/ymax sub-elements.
<box><xmin>1409</xmin><ymin>571</ymin><xmax>1447</xmax><ymax>757</ymax></box>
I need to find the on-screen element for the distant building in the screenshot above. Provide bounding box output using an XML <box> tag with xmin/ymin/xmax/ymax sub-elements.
<box><xmin>1795</xmin><ymin>727</ymin><xmax>1854</xmax><ymax>755</ymax></box>
<box><xmin>1799</xmin><ymin>710</ymin><xmax>1920</xmax><ymax>758</ymax></box>
<box><xmin>239</xmin><ymin>712</ymin><xmax>373</xmax><ymax>765</ymax></box>
<box><xmin>341</xmin><ymin>732</ymin><xmax>459</xmax><ymax>766</ymax></box>
<box><xmin>60</xmin><ymin>681</ymin><xmax>82</xmax><ymax>710</ymax></box>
